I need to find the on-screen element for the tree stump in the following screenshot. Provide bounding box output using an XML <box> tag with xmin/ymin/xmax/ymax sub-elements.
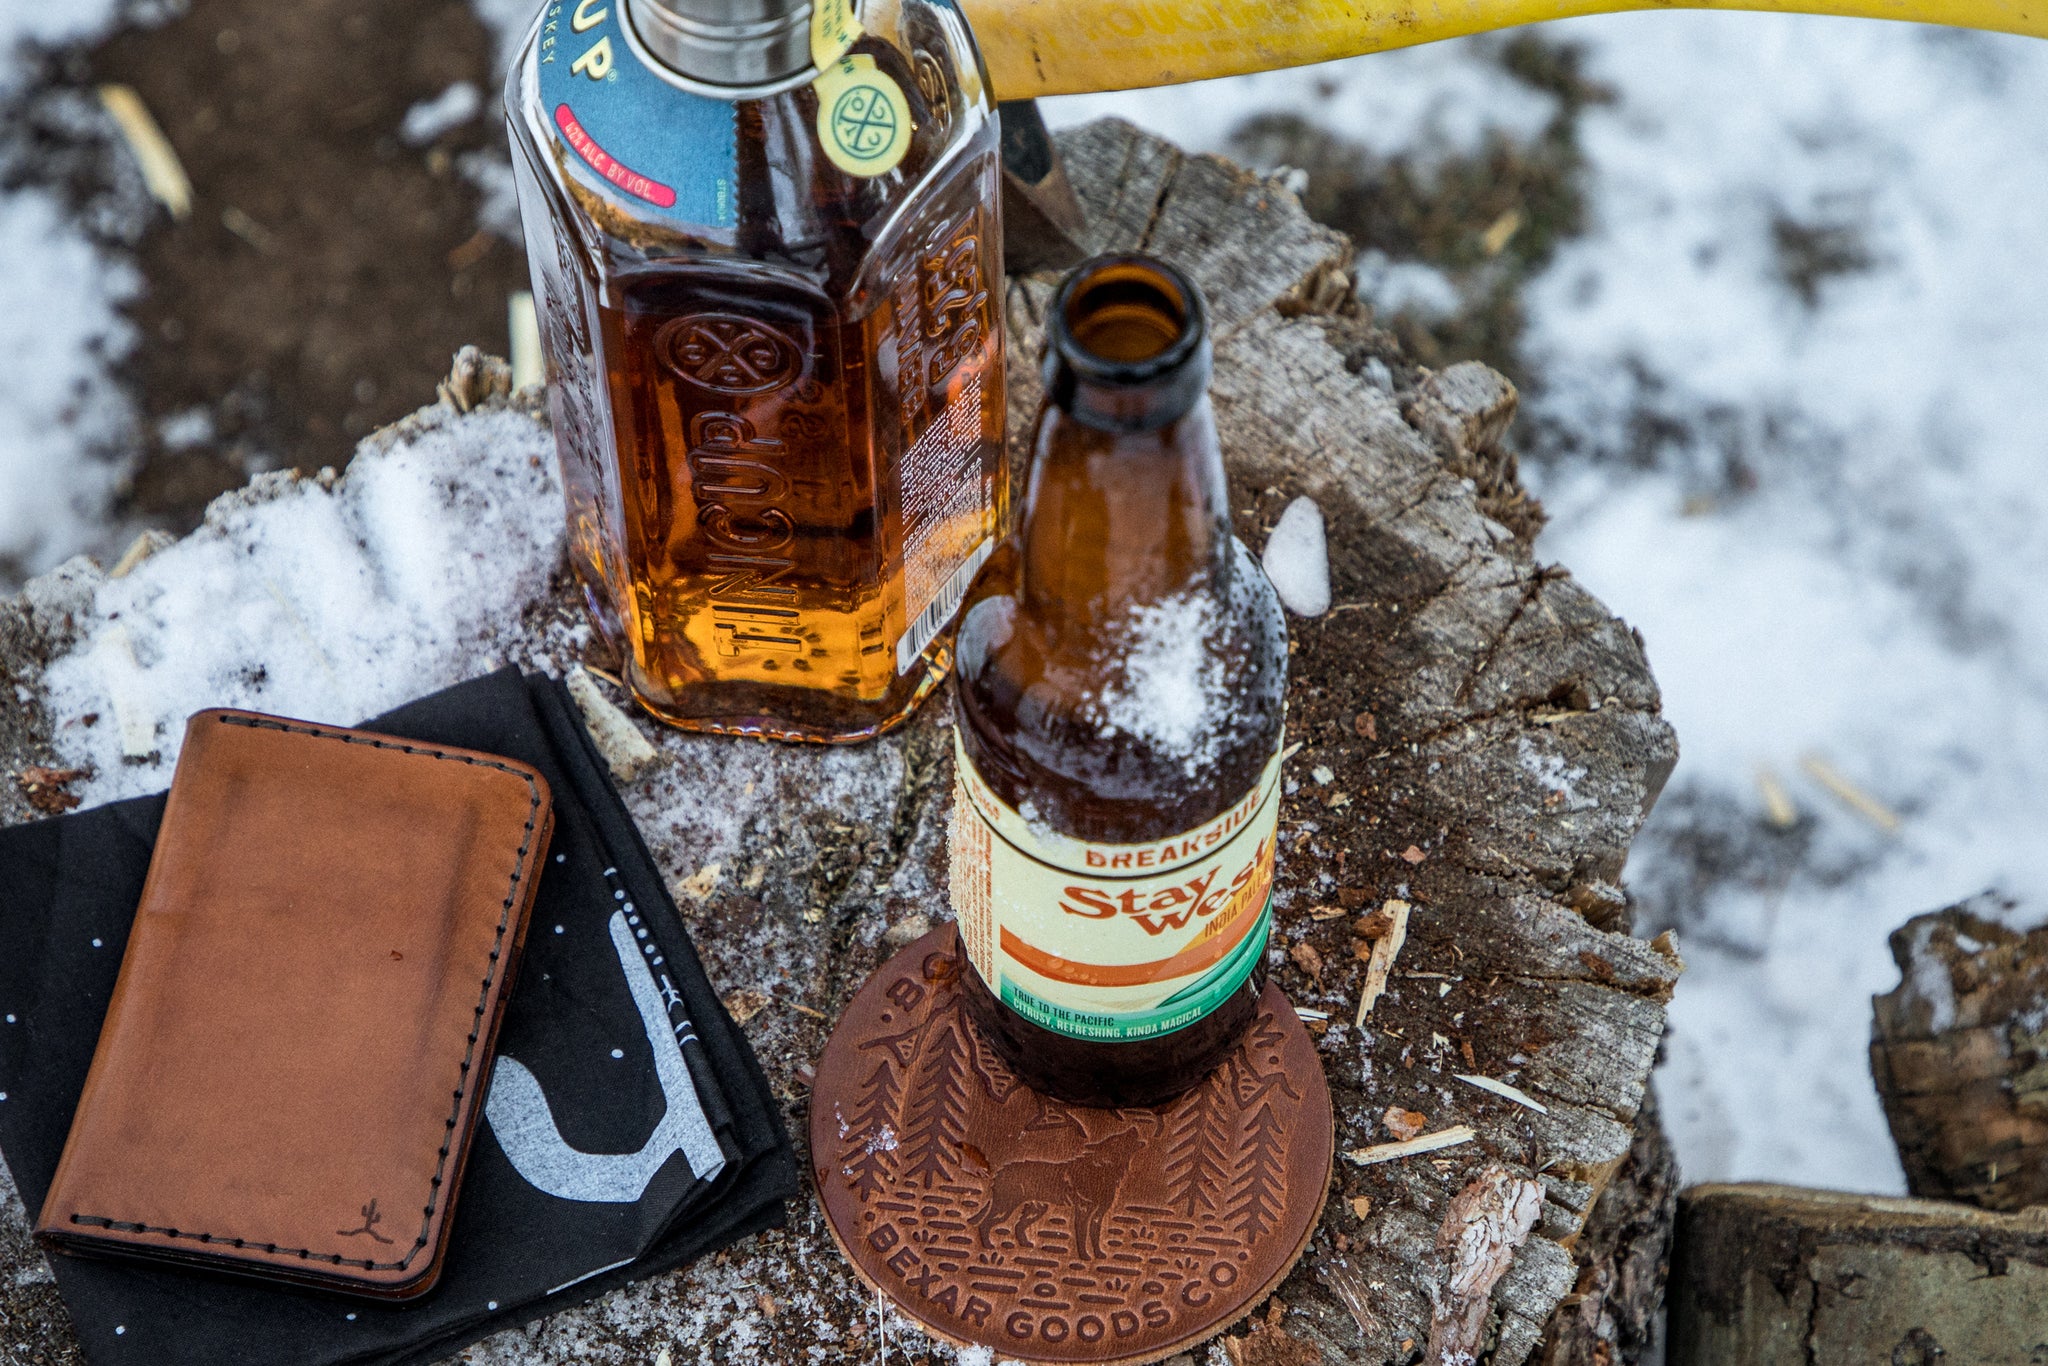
<box><xmin>1870</xmin><ymin>893</ymin><xmax>2048</xmax><ymax>1212</ymax></box>
<box><xmin>0</xmin><ymin>119</ymin><xmax>1680</xmax><ymax>1364</ymax></box>
<box><xmin>1667</xmin><ymin>1183</ymin><xmax>2048</xmax><ymax>1365</ymax></box>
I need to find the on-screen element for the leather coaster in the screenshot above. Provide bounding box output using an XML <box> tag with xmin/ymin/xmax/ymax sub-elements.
<box><xmin>811</xmin><ymin>928</ymin><xmax>1332</xmax><ymax>1366</ymax></box>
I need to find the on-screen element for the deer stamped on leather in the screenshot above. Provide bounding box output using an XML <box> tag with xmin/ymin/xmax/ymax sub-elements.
<box><xmin>811</xmin><ymin>929</ymin><xmax>1332</xmax><ymax>1365</ymax></box>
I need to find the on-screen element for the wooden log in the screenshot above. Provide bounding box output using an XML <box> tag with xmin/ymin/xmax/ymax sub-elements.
<box><xmin>1534</xmin><ymin>1086</ymin><xmax>1679</xmax><ymax>1366</ymax></box>
<box><xmin>1668</xmin><ymin>1183</ymin><xmax>2048</xmax><ymax>1366</ymax></box>
<box><xmin>1870</xmin><ymin>893</ymin><xmax>2048</xmax><ymax>1212</ymax></box>
<box><xmin>0</xmin><ymin>118</ymin><xmax>1680</xmax><ymax>1363</ymax></box>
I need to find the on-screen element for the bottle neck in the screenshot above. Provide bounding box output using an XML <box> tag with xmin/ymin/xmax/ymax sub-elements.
<box><xmin>1020</xmin><ymin>253</ymin><xmax>1229</xmax><ymax>628</ymax></box>
<box><xmin>624</xmin><ymin>0</ymin><xmax>816</xmax><ymax>89</ymax></box>
<box><xmin>1019</xmin><ymin>396</ymin><xmax>1233</xmax><ymax>626</ymax></box>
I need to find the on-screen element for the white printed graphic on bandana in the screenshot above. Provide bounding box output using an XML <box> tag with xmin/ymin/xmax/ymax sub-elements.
<box><xmin>485</xmin><ymin>908</ymin><xmax>725</xmax><ymax>1203</ymax></box>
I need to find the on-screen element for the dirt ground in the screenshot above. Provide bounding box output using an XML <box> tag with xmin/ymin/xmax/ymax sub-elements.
<box><xmin>8</xmin><ymin>0</ymin><xmax>528</xmax><ymax>530</ymax></box>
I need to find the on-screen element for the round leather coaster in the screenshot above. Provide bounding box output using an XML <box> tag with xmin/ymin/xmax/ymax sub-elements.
<box><xmin>811</xmin><ymin>928</ymin><xmax>1333</xmax><ymax>1366</ymax></box>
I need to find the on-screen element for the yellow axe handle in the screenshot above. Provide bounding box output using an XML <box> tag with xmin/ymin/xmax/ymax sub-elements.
<box><xmin>919</xmin><ymin>0</ymin><xmax>2048</xmax><ymax>97</ymax></box>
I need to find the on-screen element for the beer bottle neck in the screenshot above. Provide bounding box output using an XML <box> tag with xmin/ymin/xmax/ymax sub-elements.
<box><xmin>1021</xmin><ymin>254</ymin><xmax>1229</xmax><ymax>625</ymax></box>
<box><xmin>1020</xmin><ymin>399</ymin><xmax>1232</xmax><ymax>622</ymax></box>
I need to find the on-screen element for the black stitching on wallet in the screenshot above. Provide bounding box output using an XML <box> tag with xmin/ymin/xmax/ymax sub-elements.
<box><xmin>69</xmin><ymin>714</ymin><xmax>544</xmax><ymax>1272</ymax></box>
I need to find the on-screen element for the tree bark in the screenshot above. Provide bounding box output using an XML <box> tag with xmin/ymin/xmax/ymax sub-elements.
<box><xmin>0</xmin><ymin>117</ymin><xmax>1681</xmax><ymax>1364</ymax></box>
<box><xmin>1870</xmin><ymin>893</ymin><xmax>2048</xmax><ymax>1213</ymax></box>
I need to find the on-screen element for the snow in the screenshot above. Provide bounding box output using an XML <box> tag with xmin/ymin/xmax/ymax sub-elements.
<box><xmin>1049</xmin><ymin>19</ymin><xmax>2048</xmax><ymax>1195</ymax></box>
<box><xmin>1261</xmin><ymin>495</ymin><xmax>1331</xmax><ymax>616</ymax></box>
<box><xmin>1083</xmin><ymin>590</ymin><xmax>1231</xmax><ymax>775</ymax></box>
<box><xmin>400</xmin><ymin>80</ymin><xmax>484</xmax><ymax>145</ymax></box>
<box><xmin>0</xmin><ymin>3</ymin><xmax>140</xmax><ymax>585</ymax></box>
<box><xmin>40</xmin><ymin>405</ymin><xmax>567</xmax><ymax>804</ymax></box>
<box><xmin>0</xmin><ymin>189</ymin><xmax>137</xmax><ymax>579</ymax></box>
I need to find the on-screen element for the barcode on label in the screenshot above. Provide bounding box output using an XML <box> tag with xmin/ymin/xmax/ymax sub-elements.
<box><xmin>896</xmin><ymin>538</ymin><xmax>993</xmax><ymax>675</ymax></box>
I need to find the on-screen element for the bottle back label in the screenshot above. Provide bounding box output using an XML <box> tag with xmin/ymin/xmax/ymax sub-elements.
<box><xmin>948</xmin><ymin>731</ymin><xmax>1282</xmax><ymax>1043</ymax></box>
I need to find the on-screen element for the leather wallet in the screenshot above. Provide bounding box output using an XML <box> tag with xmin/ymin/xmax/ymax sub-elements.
<box><xmin>34</xmin><ymin>709</ymin><xmax>553</xmax><ymax>1300</ymax></box>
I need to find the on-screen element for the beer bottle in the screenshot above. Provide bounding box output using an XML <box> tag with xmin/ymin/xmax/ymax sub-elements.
<box><xmin>505</xmin><ymin>0</ymin><xmax>1007</xmax><ymax>742</ymax></box>
<box><xmin>948</xmin><ymin>255</ymin><xmax>1288</xmax><ymax>1107</ymax></box>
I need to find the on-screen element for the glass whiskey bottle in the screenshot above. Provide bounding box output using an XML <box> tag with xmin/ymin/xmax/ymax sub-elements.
<box><xmin>948</xmin><ymin>255</ymin><xmax>1290</xmax><ymax>1108</ymax></box>
<box><xmin>506</xmin><ymin>0</ymin><xmax>1006</xmax><ymax>742</ymax></box>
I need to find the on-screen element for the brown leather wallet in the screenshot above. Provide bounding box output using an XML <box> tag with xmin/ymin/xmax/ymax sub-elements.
<box><xmin>35</xmin><ymin>709</ymin><xmax>553</xmax><ymax>1300</ymax></box>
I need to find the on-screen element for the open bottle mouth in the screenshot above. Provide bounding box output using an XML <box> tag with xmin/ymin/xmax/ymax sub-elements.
<box><xmin>1045</xmin><ymin>254</ymin><xmax>1212</xmax><ymax>432</ymax></box>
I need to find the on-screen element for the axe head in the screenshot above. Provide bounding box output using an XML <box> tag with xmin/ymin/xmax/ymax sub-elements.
<box><xmin>998</xmin><ymin>99</ymin><xmax>1088</xmax><ymax>274</ymax></box>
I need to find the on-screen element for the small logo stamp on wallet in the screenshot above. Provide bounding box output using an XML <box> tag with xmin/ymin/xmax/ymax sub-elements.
<box><xmin>336</xmin><ymin>1198</ymin><xmax>395</xmax><ymax>1245</ymax></box>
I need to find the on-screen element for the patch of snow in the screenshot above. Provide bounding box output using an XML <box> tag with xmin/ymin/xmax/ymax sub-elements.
<box><xmin>0</xmin><ymin>190</ymin><xmax>137</xmax><ymax>582</ymax></box>
<box><xmin>1523</xmin><ymin>14</ymin><xmax>2048</xmax><ymax>1193</ymax></box>
<box><xmin>400</xmin><ymin>80</ymin><xmax>483</xmax><ymax>146</ymax></box>
<box><xmin>156</xmin><ymin>406</ymin><xmax>214</xmax><ymax>451</ymax></box>
<box><xmin>1355</xmin><ymin>251</ymin><xmax>1463</xmax><ymax>323</ymax></box>
<box><xmin>1082</xmin><ymin>590</ymin><xmax>1229</xmax><ymax>775</ymax></box>
<box><xmin>41</xmin><ymin>405</ymin><xmax>565</xmax><ymax>804</ymax></box>
<box><xmin>1261</xmin><ymin>496</ymin><xmax>1330</xmax><ymax>617</ymax></box>
<box><xmin>1043</xmin><ymin>37</ymin><xmax>1558</xmax><ymax>162</ymax></box>
<box><xmin>1902</xmin><ymin>918</ymin><xmax>1958</xmax><ymax>1034</ymax></box>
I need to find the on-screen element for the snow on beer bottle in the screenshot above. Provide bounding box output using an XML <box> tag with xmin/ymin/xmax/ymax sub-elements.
<box><xmin>506</xmin><ymin>0</ymin><xmax>1006</xmax><ymax>741</ymax></box>
<box><xmin>949</xmin><ymin>255</ymin><xmax>1289</xmax><ymax>1107</ymax></box>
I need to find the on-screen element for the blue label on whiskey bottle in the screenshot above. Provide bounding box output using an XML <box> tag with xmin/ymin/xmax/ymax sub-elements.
<box><xmin>536</xmin><ymin>0</ymin><xmax>739</xmax><ymax>229</ymax></box>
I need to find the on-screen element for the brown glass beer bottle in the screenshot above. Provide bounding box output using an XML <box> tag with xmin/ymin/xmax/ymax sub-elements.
<box><xmin>948</xmin><ymin>254</ymin><xmax>1289</xmax><ymax>1108</ymax></box>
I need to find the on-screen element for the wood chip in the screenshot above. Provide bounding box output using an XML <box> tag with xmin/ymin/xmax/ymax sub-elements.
<box><xmin>1349</xmin><ymin>1195</ymin><xmax>1373</xmax><ymax>1220</ymax></box>
<box><xmin>1318</xmin><ymin>1258</ymin><xmax>1378</xmax><ymax>1340</ymax></box>
<box><xmin>108</xmin><ymin>529</ymin><xmax>174</xmax><ymax>580</ymax></box>
<box><xmin>1401</xmin><ymin>844</ymin><xmax>1427</xmax><ymax>864</ymax></box>
<box><xmin>1756</xmin><ymin>764</ymin><xmax>1800</xmax><ymax>829</ymax></box>
<box><xmin>1426</xmin><ymin>1165</ymin><xmax>1544</xmax><ymax>1363</ymax></box>
<box><xmin>1801</xmin><ymin>752</ymin><xmax>1901</xmax><ymax>833</ymax></box>
<box><xmin>722</xmin><ymin>987</ymin><xmax>770</xmax><ymax>1023</ymax></box>
<box><xmin>98</xmin><ymin>84</ymin><xmax>192</xmax><ymax>219</ymax></box>
<box><xmin>566</xmin><ymin>665</ymin><xmax>660</xmax><ymax>782</ymax></box>
<box><xmin>221</xmin><ymin>205</ymin><xmax>280</xmax><ymax>254</ymax></box>
<box><xmin>1355</xmin><ymin>900</ymin><xmax>1402</xmax><ymax>940</ymax></box>
<box><xmin>1353</xmin><ymin>711</ymin><xmax>1377</xmax><ymax>741</ymax></box>
<box><xmin>15</xmin><ymin>766</ymin><xmax>90</xmax><ymax>814</ymax></box>
<box><xmin>1480</xmin><ymin>207</ymin><xmax>1524</xmax><ymax>256</ymax></box>
<box><xmin>673</xmin><ymin>863</ymin><xmax>723</xmax><ymax>901</ymax></box>
<box><xmin>1344</xmin><ymin>1125</ymin><xmax>1475</xmax><ymax>1167</ymax></box>
<box><xmin>1308</xmin><ymin>904</ymin><xmax>1349</xmax><ymax>920</ymax></box>
<box><xmin>1354</xmin><ymin>898</ymin><xmax>1411</xmax><ymax>1026</ymax></box>
<box><xmin>1453</xmin><ymin>1073</ymin><xmax>1550</xmax><ymax>1114</ymax></box>
<box><xmin>1289</xmin><ymin>941</ymin><xmax>1325</xmax><ymax>980</ymax></box>
<box><xmin>1383</xmin><ymin>1107</ymin><xmax>1426</xmax><ymax>1141</ymax></box>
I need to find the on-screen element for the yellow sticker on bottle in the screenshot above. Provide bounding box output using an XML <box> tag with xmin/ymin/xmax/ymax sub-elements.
<box><xmin>813</xmin><ymin>54</ymin><xmax>912</xmax><ymax>178</ymax></box>
<box><xmin>810</xmin><ymin>0</ymin><xmax>862</xmax><ymax>70</ymax></box>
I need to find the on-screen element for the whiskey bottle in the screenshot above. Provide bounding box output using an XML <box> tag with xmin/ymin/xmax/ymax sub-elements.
<box><xmin>948</xmin><ymin>255</ymin><xmax>1289</xmax><ymax>1107</ymax></box>
<box><xmin>506</xmin><ymin>0</ymin><xmax>1006</xmax><ymax>742</ymax></box>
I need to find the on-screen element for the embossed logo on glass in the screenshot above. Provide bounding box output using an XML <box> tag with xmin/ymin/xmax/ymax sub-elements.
<box><xmin>655</xmin><ymin>314</ymin><xmax>800</xmax><ymax>394</ymax></box>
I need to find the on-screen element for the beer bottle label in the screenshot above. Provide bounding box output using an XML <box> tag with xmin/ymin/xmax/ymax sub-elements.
<box><xmin>947</xmin><ymin>730</ymin><xmax>1282</xmax><ymax>1043</ymax></box>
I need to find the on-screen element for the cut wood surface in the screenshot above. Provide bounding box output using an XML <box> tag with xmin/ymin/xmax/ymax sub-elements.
<box><xmin>1668</xmin><ymin>1183</ymin><xmax>2048</xmax><ymax>1366</ymax></box>
<box><xmin>0</xmin><ymin>119</ymin><xmax>1680</xmax><ymax>1364</ymax></box>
